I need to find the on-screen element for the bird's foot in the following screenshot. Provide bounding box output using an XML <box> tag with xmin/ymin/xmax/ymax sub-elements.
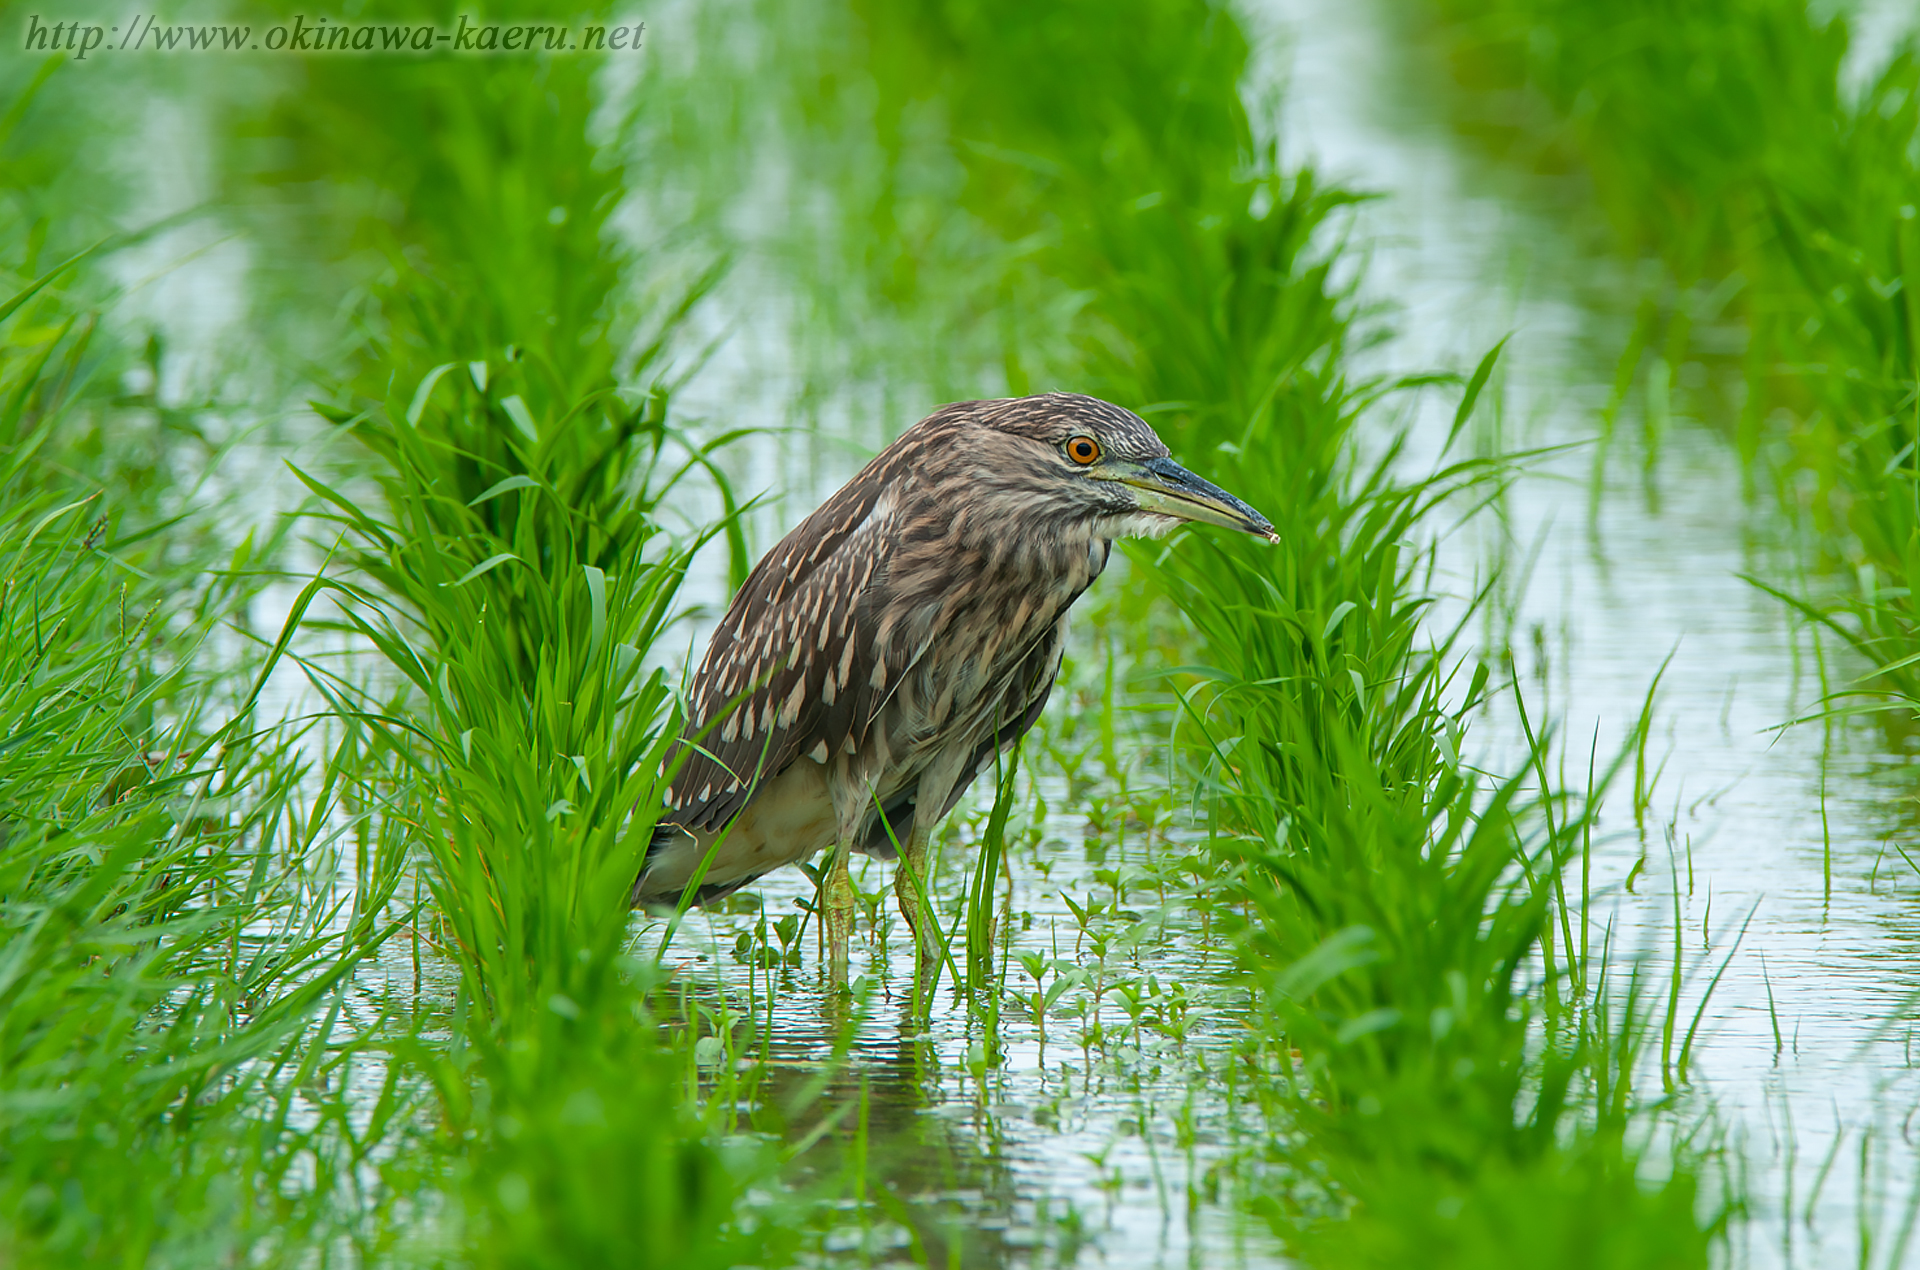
<box><xmin>823</xmin><ymin>851</ymin><xmax>857</xmax><ymax>988</ymax></box>
<box><xmin>893</xmin><ymin>848</ymin><xmax>944</xmax><ymax>1005</ymax></box>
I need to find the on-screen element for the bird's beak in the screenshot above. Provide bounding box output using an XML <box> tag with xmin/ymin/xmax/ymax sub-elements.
<box><xmin>1117</xmin><ymin>456</ymin><xmax>1279</xmax><ymax>542</ymax></box>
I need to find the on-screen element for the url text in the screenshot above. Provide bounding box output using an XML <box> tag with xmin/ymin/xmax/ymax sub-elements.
<box><xmin>23</xmin><ymin>14</ymin><xmax>647</xmax><ymax>58</ymax></box>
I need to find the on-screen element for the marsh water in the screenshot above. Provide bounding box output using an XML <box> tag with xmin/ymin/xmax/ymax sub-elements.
<box><xmin>108</xmin><ymin>0</ymin><xmax>1920</xmax><ymax>1264</ymax></box>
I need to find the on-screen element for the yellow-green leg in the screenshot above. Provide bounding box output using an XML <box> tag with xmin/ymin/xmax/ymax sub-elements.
<box><xmin>893</xmin><ymin>830</ymin><xmax>942</xmax><ymax>989</ymax></box>
<box><xmin>823</xmin><ymin>844</ymin><xmax>857</xmax><ymax>986</ymax></box>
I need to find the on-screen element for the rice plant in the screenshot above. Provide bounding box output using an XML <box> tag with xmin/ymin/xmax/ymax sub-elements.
<box><xmin>0</xmin><ymin>242</ymin><xmax>416</xmax><ymax>1263</ymax></box>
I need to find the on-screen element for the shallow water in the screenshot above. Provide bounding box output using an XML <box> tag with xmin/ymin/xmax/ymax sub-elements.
<box><xmin>650</xmin><ymin>781</ymin><xmax>1284</xmax><ymax>1267</ymax></box>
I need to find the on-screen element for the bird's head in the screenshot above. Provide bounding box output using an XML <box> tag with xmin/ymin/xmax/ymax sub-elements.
<box><xmin>970</xmin><ymin>392</ymin><xmax>1279</xmax><ymax>544</ymax></box>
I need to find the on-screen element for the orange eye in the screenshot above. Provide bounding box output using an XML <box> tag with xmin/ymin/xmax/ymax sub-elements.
<box><xmin>1065</xmin><ymin>435</ymin><xmax>1101</xmax><ymax>465</ymax></box>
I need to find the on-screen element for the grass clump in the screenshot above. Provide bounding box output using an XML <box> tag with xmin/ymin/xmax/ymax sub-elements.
<box><xmin>1143</xmin><ymin>347</ymin><xmax>1727</xmax><ymax>1264</ymax></box>
<box><xmin>1170</xmin><ymin>550</ymin><xmax>1724</xmax><ymax>1266</ymax></box>
<box><xmin>231</xmin><ymin>14</ymin><xmax>805</xmax><ymax>1262</ymax></box>
<box><xmin>0</xmin><ymin>66</ymin><xmax>441</xmax><ymax>1263</ymax></box>
<box><xmin>0</xmin><ymin>252</ymin><xmax>414</xmax><ymax>1265</ymax></box>
<box><xmin>296</xmin><ymin>334</ymin><xmax>779</xmax><ymax>1270</ymax></box>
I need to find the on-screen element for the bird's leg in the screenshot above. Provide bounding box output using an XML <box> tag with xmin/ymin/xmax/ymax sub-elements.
<box><xmin>893</xmin><ymin>826</ymin><xmax>942</xmax><ymax>990</ymax></box>
<box><xmin>823</xmin><ymin>842</ymin><xmax>857</xmax><ymax>987</ymax></box>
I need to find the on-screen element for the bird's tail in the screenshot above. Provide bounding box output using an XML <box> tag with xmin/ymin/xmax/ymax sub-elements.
<box><xmin>644</xmin><ymin>819</ymin><xmax>680</xmax><ymax>864</ymax></box>
<box><xmin>631</xmin><ymin>820</ymin><xmax>758</xmax><ymax>910</ymax></box>
<box><xmin>628</xmin><ymin>820</ymin><xmax>684</xmax><ymax>908</ymax></box>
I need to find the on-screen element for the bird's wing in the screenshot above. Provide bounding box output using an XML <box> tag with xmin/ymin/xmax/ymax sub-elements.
<box><xmin>664</xmin><ymin>471</ymin><xmax>904</xmax><ymax>832</ymax></box>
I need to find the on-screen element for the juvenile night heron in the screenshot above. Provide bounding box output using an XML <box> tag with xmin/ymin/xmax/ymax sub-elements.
<box><xmin>632</xmin><ymin>393</ymin><xmax>1275</xmax><ymax>981</ymax></box>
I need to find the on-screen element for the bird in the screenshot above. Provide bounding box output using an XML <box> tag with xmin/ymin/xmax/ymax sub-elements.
<box><xmin>631</xmin><ymin>392</ymin><xmax>1276</xmax><ymax>984</ymax></box>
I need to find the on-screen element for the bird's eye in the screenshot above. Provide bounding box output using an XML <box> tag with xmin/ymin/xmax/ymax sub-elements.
<box><xmin>1065</xmin><ymin>436</ymin><xmax>1101</xmax><ymax>465</ymax></box>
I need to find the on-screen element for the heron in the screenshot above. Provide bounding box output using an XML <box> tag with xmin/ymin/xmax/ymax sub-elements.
<box><xmin>632</xmin><ymin>392</ymin><xmax>1276</xmax><ymax>982</ymax></box>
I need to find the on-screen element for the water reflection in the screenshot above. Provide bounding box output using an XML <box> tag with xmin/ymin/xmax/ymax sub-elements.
<box><xmin>651</xmin><ymin>771</ymin><xmax>1280</xmax><ymax>1267</ymax></box>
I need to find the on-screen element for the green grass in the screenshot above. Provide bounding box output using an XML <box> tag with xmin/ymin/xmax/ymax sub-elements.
<box><xmin>0</xmin><ymin>206</ymin><xmax>414</xmax><ymax>1269</ymax></box>
<box><xmin>0</xmin><ymin>61</ymin><xmax>438</xmax><ymax>1264</ymax></box>
<box><xmin>224</xmin><ymin>11</ymin><xmax>815</xmax><ymax>1261</ymax></box>
<box><xmin>283</xmin><ymin>352</ymin><xmax>773</xmax><ymax>1269</ymax></box>
<box><xmin>1139</xmin><ymin>355</ymin><xmax>1727</xmax><ymax>1264</ymax></box>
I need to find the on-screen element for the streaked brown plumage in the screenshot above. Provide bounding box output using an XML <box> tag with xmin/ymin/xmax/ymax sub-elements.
<box><xmin>632</xmin><ymin>392</ymin><xmax>1274</xmax><ymax>979</ymax></box>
